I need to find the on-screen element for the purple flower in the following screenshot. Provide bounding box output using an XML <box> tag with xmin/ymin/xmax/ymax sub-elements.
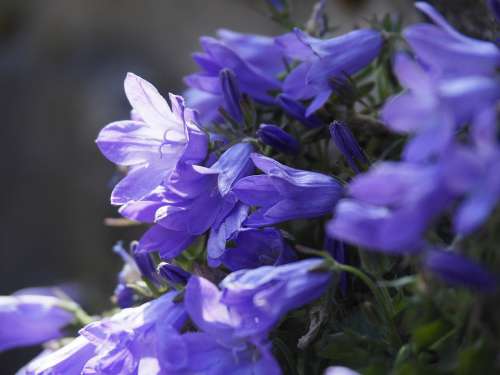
<box><xmin>328</xmin><ymin>162</ymin><xmax>450</xmax><ymax>253</ymax></box>
<box><xmin>150</xmin><ymin>261</ymin><xmax>331</xmax><ymax>374</ymax></box>
<box><xmin>184</xmin><ymin>32</ymin><xmax>282</xmax><ymax>124</ymax></box>
<box><xmin>157</xmin><ymin>328</ymin><xmax>281</xmax><ymax>374</ymax></box>
<box><xmin>96</xmin><ymin>73</ymin><xmax>208</xmax><ymax>205</ymax></box>
<box><xmin>257</xmin><ymin>123</ymin><xmax>300</xmax><ymax>154</ymax></box>
<box><xmin>185</xmin><ymin>258</ymin><xmax>331</xmax><ymax>340</ymax></box>
<box><xmin>329</xmin><ymin>121</ymin><xmax>368</xmax><ymax>173</ymax></box>
<box><xmin>423</xmin><ymin>249</ymin><xmax>497</xmax><ymax>292</ymax></box>
<box><xmin>233</xmin><ymin>153</ymin><xmax>342</xmax><ymax>227</ymax></box>
<box><xmin>0</xmin><ymin>293</ymin><xmax>74</xmax><ymax>352</ymax></box>
<box><xmin>381</xmin><ymin>53</ymin><xmax>500</xmax><ymax>162</ymax></box>
<box><xmin>276</xmin><ymin>27</ymin><xmax>382</xmax><ymax>115</ymax></box>
<box><xmin>119</xmin><ymin>142</ymin><xmax>254</xmax><ymax>260</ymax></box>
<box><xmin>276</xmin><ymin>94</ymin><xmax>323</xmax><ymax>128</ymax></box>
<box><xmin>442</xmin><ymin>108</ymin><xmax>500</xmax><ymax>234</ymax></box>
<box><xmin>405</xmin><ymin>2</ymin><xmax>500</xmax><ymax>76</ymax></box>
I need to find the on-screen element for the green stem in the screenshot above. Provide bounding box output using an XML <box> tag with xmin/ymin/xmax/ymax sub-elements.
<box><xmin>332</xmin><ymin>261</ymin><xmax>402</xmax><ymax>349</ymax></box>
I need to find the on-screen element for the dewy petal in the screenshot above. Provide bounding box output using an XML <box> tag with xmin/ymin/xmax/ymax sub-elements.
<box><xmin>96</xmin><ymin>121</ymin><xmax>163</xmax><ymax>166</ymax></box>
<box><xmin>124</xmin><ymin>73</ymin><xmax>180</xmax><ymax>131</ymax></box>
<box><xmin>139</xmin><ymin>225</ymin><xmax>196</xmax><ymax>260</ymax></box>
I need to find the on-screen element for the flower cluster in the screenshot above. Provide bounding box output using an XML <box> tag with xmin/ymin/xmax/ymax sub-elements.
<box><xmin>4</xmin><ymin>1</ymin><xmax>500</xmax><ymax>374</ymax></box>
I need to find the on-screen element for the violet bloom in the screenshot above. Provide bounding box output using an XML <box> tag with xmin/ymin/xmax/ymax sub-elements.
<box><xmin>184</xmin><ymin>32</ymin><xmax>283</xmax><ymax>124</ymax></box>
<box><xmin>185</xmin><ymin>258</ymin><xmax>331</xmax><ymax>340</ymax></box>
<box><xmin>233</xmin><ymin>153</ymin><xmax>342</xmax><ymax>227</ymax></box>
<box><xmin>275</xmin><ymin>27</ymin><xmax>382</xmax><ymax>115</ymax></box>
<box><xmin>120</xmin><ymin>142</ymin><xmax>254</xmax><ymax>260</ymax></box>
<box><xmin>25</xmin><ymin>291</ymin><xmax>187</xmax><ymax>375</ymax></box>
<box><xmin>329</xmin><ymin>121</ymin><xmax>368</xmax><ymax>173</ymax></box>
<box><xmin>156</xmin><ymin>261</ymin><xmax>333</xmax><ymax>374</ymax></box>
<box><xmin>257</xmin><ymin>123</ymin><xmax>300</xmax><ymax>154</ymax></box>
<box><xmin>96</xmin><ymin>73</ymin><xmax>208</xmax><ymax>205</ymax></box>
<box><xmin>442</xmin><ymin>108</ymin><xmax>500</xmax><ymax>234</ymax></box>
<box><xmin>381</xmin><ymin>53</ymin><xmax>500</xmax><ymax>162</ymax></box>
<box><xmin>180</xmin><ymin>259</ymin><xmax>330</xmax><ymax>373</ymax></box>
<box><xmin>0</xmin><ymin>293</ymin><xmax>75</xmax><ymax>352</ymax></box>
<box><xmin>405</xmin><ymin>2</ymin><xmax>500</xmax><ymax>76</ymax></box>
<box><xmin>328</xmin><ymin>162</ymin><xmax>450</xmax><ymax>253</ymax></box>
<box><xmin>423</xmin><ymin>249</ymin><xmax>497</xmax><ymax>292</ymax></box>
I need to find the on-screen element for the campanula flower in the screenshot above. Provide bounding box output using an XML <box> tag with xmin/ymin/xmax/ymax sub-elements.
<box><xmin>257</xmin><ymin>123</ymin><xmax>300</xmax><ymax>154</ymax></box>
<box><xmin>96</xmin><ymin>73</ymin><xmax>208</xmax><ymax>205</ymax></box>
<box><xmin>20</xmin><ymin>291</ymin><xmax>187</xmax><ymax>374</ymax></box>
<box><xmin>233</xmin><ymin>153</ymin><xmax>342</xmax><ymax>226</ymax></box>
<box><xmin>276</xmin><ymin>27</ymin><xmax>382</xmax><ymax>115</ymax></box>
<box><xmin>118</xmin><ymin>143</ymin><xmax>254</xmax><ymax>260</ymax></box>
<box><xmin>328</xmin><ymin>162</ymin><xmax>451</xmax><ymax>252</ymax></box>
<box><xmin>405</xmin><ymin>2</ymin><xmax>500</xmax><ymax>76</ymax></box>
<box><xmin>0</xmin><ymin>293</ymin><xmax>74</xmax><ymax>352</ymax></box>
<box><xmin>184</xmin><ymin>33</ymin><xmax>282</xmax><ymax>125</ymax></box>
<box><xmin>329</xmin><ymin>121</ymin><xmax>368</xmax><ymax>173</ymax></box>
<box><xmin>442</xmin><ymin>108</ymin><xmax>500</xmax><ymax>234</ymax></box>
<box><xmin>185</xmin><ymin>258</ymin><xmax>331</xmax><ymax>340</ymax></box>
<box><xmin>381</xmin><ymin>53</ymin><xmax>500</xmax><ymax>162</ymax></box>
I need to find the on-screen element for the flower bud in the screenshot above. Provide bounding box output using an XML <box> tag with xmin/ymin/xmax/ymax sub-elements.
<box><xmin>329</xmin><ymin>121</ymin><xmax>367</xmax><ymax>173</ymax></box>
<box><xmin>132</xmin><ymin>247</ymin><xmax>162</xmax><ymax>286</ymax></box>
<box><xmin>277</xmin><ymin>94</ymin><xmax>322</xmax><ymax>128</ymax></box>
<box><xmin>257</xmin><ymin>123</ymin><xmax>300</xmax><ymax>154</ymax></box>
<box><xmin>266</xmin><ymin>0</ymin><xmax>287</xmax><ymax>13</ymax></box>
<box><xmin>158</xmin><ymin>262</ymin><xmax>191</xmax><ymax>286</ymax></box>
<box><xmin>219</xmin><ymin>68</ymin><xmax>243</xmax><ymax>123</ymax></box>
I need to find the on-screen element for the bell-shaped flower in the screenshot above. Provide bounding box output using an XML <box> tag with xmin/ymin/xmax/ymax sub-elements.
<box><xmin>328</xmin><ymin>162</ymin><xmax>451</xmax><ymax>253</ymax></box>
<box><xmin>381</xmin><ymin>53</ymin><xmax>500</xmax><ymax>162</ymax></box>
<box><xmin>404</xmin><ymin>2</ymin><xmax>500</xmax><ymax>77</ymax></box>
<box><xmin>233</xmin><ymin>153</ymin><xmax>342</xmax><ymax>227</ymax></box>
<box><xmin>0</xmin><ymin>292</ymin><xmax>75</xmax><ymax>352</ymax></box>
<box><xmin>184</xmin><ymin>32</ymin><xmax>283</xmax><ymax>124</ymax></box>
<box><xmin>207</xmin><ymin>202</ymin><xmax>296</xmax><ymax>270</ymax></box>
<box><xmin>275</xmin><ymin>27</ymin><xmax>382</xmax><ymax>115</ymax></box>
<box><xmin>96</xmin><ymin>73</ymin><xmax>208</xmax><ymax>205</ymax></box>
<box><xmin>22</xmin><ymin>291</ymin><xmax>187</xmax><ymax>375</ymax></box>
<box><xmin>119</xmin><ymin>142</ymin><xmax>254</xmax><ymax>260</ymax></box>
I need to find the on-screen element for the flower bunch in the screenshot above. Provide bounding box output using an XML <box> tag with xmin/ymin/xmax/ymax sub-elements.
<box><xmin>4</xmin><ymin>1</ymin><xmax>500</xmax><ymax>374</ymax></box>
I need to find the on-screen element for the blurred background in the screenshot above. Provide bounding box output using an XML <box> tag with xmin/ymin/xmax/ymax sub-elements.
<box><xmin>0</xmin><ymin>0</ymin><xmax>425</xmax><ymax>372</ymax></box>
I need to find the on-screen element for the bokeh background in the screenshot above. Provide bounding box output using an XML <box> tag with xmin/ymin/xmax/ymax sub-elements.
<box><xmin>3</xmin><ymin>0</ymin><xmax>475</xmax><ymax>372</ymax></box>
